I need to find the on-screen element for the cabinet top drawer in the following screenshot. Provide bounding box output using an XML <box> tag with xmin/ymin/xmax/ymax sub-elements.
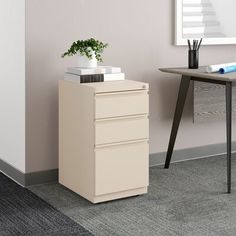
<box><xmin>83</xmin><ymin>80</ymin><xmax>149</xmax><ymax>93</ymax></box>
<box><xmin>95</xmin><ymin>90</ymin><xmax>149</xmax><ymax>119</ymax></box>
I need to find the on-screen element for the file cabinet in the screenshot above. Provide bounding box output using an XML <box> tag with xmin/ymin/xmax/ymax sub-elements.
<box><xmin>59</xmin><ymin>80</ymin><xmax>149</xmax><ymax>203</ymax></box>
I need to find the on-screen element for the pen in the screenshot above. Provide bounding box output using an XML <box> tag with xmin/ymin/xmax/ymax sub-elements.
<box><xmin>188</xmin><ymin>40</ymin><xmax>191</xmax><ymax>50</ymax></box>
<box><xmin>197</xmin><ymin>38</ymin><xmax>202</xmax><ymax>51</ymax></box>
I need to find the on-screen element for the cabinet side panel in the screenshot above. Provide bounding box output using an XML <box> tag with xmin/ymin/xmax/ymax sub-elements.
<box><xmin>59</xmin><ymin>80</ymin><xmax>95</xmax><ymax>199</ymax></box>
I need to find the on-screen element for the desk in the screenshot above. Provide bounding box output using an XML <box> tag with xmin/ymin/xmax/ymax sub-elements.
<box><xmin>159</xmin><ymin>67</ymin><xmax>235</xmax><ymax>193</ymax></box>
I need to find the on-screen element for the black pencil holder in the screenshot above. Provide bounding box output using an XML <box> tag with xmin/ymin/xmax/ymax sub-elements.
<box><xmin>188</xmin><ymin>50</ymin><xmax>199</xmax><ymax>69</ymax></box>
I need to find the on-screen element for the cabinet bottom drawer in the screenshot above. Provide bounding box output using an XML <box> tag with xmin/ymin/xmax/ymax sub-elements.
<box><xmin>95</xmin><ymin>140</ymin><xmax>149</xmax><ymax>196</ymax></box>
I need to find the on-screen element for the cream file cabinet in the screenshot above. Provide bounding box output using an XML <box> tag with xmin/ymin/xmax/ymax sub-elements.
<box><xmin>59</xmin><ymin>80</ymin><xmax>149</xmax><ymax>203</ymax></box>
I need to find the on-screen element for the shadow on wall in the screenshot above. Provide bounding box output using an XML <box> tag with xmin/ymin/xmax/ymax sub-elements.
<box><xmin>157</xmin><ymin>76</ymin><xmax>193</xmax><ymax>121</ymax></box>
<box><xmin>26</xmin><ymin>45</ymin><xmax>62</xmax><ymax>172</ymax></box>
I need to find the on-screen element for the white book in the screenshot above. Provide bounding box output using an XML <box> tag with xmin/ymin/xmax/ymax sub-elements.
<box><xmin>102</xmin><ymin>73</ymin><xmax>125</xmax><ymax>81</ymax></box>
<box><xmin>64</xmin><ymin>72</ymin><xmax>125</xmax><ymax>83</ymax></box>
<box><xmin>67</xmin><ymin>66</ymin><xmax>121</xmax><ymax>75</ymax></box>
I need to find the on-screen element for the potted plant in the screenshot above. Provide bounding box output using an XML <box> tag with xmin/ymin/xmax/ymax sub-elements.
<box><xmin>62</xmin><ymin>38</ymin><xmax>108</xmax><ymax>68</ymax></box>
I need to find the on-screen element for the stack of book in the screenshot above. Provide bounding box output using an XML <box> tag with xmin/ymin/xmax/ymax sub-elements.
<box><xmin>64</xmin><ymin>66</ymin><xmax>125</xmax><ymax>83</ymax></box>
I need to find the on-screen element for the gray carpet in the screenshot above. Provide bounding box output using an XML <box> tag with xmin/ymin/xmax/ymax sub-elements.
<box><xmin>0</xmin><ymin>173</ymin><xmax>92</xmax><ymax>236</ymax></box>
<box><xmin>29</xmin><ymin>154</ymin><xmax>236</xmax><ymax>236</ymax></box>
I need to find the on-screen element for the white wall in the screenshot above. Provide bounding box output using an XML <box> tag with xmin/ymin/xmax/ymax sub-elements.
<box><xmin>0</xmin><ymin>0</ymin><xmax>26</xmax><ymax>172</ymax></box>
<box><xmin>26</xmin><ymin>0</ymin><xmax>236</xmax><ymax>173</ymax></box>
<box><xmin>211</xmin><ymin>0</ymin><xmax>236</xmax><ymax>37</ymax></box>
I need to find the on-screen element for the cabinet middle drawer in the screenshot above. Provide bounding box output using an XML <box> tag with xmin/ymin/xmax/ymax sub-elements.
<box><xmin>95</xmin><ymin>115</ymin><xmax>149</xmax><ymax>145</ymax></box>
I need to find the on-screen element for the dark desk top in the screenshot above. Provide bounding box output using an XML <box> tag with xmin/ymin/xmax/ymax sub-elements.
<box><xmin>159</xmin><ymin>67</ymin><xmax>236</xmax><ymax>82</ymax></box>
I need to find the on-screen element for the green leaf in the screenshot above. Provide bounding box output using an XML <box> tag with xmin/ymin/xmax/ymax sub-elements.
<box><xmin>61</xmin><ymin>38</ymin><xmax>108</xmax><ymax>61</ymax></box>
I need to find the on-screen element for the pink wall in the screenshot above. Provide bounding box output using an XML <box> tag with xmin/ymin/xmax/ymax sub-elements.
<box><xmin>26</xmin><ymin>0</ymin><xmax>236</xmax><ymax>172</ymax></box>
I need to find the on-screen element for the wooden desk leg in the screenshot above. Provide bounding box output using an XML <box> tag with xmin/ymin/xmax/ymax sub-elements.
<box><xmin>164</xmin><ymin>76</ymin><xmax>191</xmax><ymax>169</ymax></box>
<box><xmin>226</xmin><ymin>82</ymin><xmax>232</xmax><ymax>193</ymax></box>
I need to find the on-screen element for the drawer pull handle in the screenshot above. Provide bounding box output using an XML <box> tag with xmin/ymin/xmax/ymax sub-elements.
<box><xmin>95</xmin><ymin>114</ymin><xmax>148</xmax><ymax>122</ymax></box>
<box><xmin>95</xmin><ymin>89</ymin><xmax>148</xmax><ymax>96</ymax></box>
<box><xmin>95</xmin><ymin>139</ymin><xmax>148</xmax><ymax>149</ymax></box>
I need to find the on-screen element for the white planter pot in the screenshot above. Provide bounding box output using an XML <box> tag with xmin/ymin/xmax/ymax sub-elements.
<box><xmin>77</xmin><ymin>50</ymin><xmax>97</xmax><ymax>68</ymax></box>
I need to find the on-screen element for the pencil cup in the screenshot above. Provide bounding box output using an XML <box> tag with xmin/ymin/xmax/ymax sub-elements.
<box><xmin>188</xmin><ymin>50</ymin><xmax>199</xmax><ymax>69</ymax></box>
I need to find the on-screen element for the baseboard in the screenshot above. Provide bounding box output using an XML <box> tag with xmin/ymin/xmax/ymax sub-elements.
<box><xmin>0</xmin><ymin>159</ymin><xmax>25</xmax><ymax>186</ymax></box>
<box><xmin>1</xmin><ymin>142</ymin><xmax>236</xmax><ymax>186</ymax></box>
<box><xmin>0</xmin><ymin>158</ymin><xmax>58</xmax><ymax>187</ymax></box>
<box><xmin>150</xmin><ymin>142</ymin><xmax>236</xmax><ymax>167</ymax></box>
<box><xmin>25</xmin><ymin>169</ymin><xmax>58</xmax><ymax>186</ymax></box>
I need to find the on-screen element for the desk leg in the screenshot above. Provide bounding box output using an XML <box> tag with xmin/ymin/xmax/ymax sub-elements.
<box><xmin>226</xmin><ymin>82</ymin><xmax>232</xmax><ymax>193</ymax></box>
<box><xmin>164</xmin><ymin>76</ymin><xmax>191</xmax><ymax>169</ymax></box>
